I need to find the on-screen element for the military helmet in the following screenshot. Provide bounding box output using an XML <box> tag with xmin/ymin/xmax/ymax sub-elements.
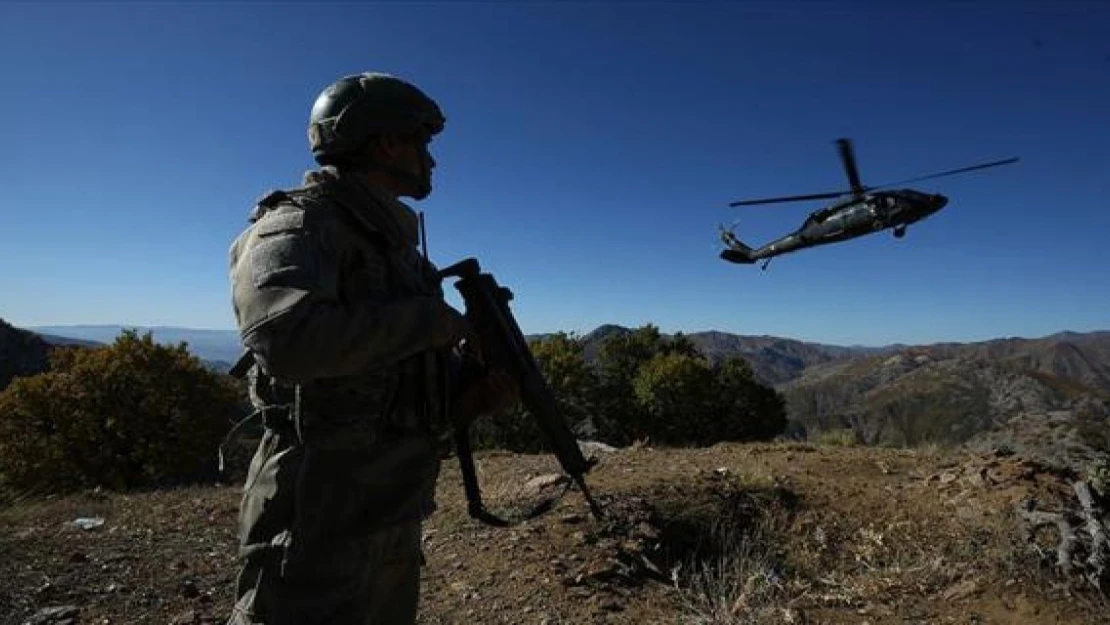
<box><xmin>307</xmin><ymin>72</ymin><xmax>445</xmax><ymax>166</ymax></box>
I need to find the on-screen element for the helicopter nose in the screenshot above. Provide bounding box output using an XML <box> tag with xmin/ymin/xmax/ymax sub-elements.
<box><xmin>933</xmin><ymin>194</ymin><xmax>948</xmax><ymax>209</ymax></box>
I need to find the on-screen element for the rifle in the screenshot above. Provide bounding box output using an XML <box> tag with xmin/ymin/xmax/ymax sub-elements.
<box><xmin>439</xmin><ymin>257</ymin><xmax>604</xmax><ymax>526</ymax></box>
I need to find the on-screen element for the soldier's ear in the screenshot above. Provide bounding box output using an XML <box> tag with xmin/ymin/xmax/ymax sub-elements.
<box><xmin>366</xmin><ymin>134</ymin><xmax>404</xmax><ymax>164</ymax></box>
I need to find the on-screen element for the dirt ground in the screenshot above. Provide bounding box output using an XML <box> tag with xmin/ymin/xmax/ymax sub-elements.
<box><xmin>2</xmin><ymin>442</ymin><xmax>1106</xmax><ymax>624</ymax></box>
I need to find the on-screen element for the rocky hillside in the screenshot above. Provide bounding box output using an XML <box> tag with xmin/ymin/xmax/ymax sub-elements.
<box><xmin>921</xmin><ymin>332</ymin><xmax>1110</xmax><ymax>394</ymax></box>
<box><xmin>536</xmin><ymin>325</ymin><xmax>1110</xmax><ymax>470</ymax></box>
<box><xmin>0</xmin><ymin>318</ymin><xmax>50</xmax><ymax>391</ymax></box>
<box><xmin>570</xmin><ymin>325</ymin><xmax>1110</xmax><ymax>396</ymax></box>
<box><xmin>2</xmin><ymin>443</ymin><xmax>1105</xmax><ymax>624</ymax></box>
<box><xmin>684</xmin><ymin>331</ymin><xmax>882</xmax><ymax>385</ymax></box>
<box><xmin>780</xmin><ymin>342</ymin><xmax>1110</xmax><ymax>473</ymax></box>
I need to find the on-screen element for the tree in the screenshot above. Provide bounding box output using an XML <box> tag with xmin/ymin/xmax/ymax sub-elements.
<box><xmin>0</xmin><ymin>330</ymin><xmax>244</xmax><ymax>494</ymax></box>
<box><xmin>470</xmin><ymin>332</ymin><xmax>604</xmax><ymax>452</ymax></box>
<box><xmin>632</xmin><ymin>352</ymin><xmax>718</xmax><ymax>445</ymax></box>
<box><xmin>712</xmin><ymin>355</ymin><xmax>788</xmax><ymax>442</ymax></box>
<box><xmin>595</xmin><ymin>324</ymin><xmax>703</xmax><ymax>444</ymax></box>
<box><xmin>469</xmin><ymin>324</ymin><xmax>787</xmax><ymax>451</ymax></box>
<box><xmin>530</xmin><ymin>332</ymin><xmax>603</xmax><ymax>438</ymax></box>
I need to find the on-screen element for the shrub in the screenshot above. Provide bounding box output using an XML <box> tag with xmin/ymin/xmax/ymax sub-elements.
<box><xmin>469</xmin><ymin>324</ymin><xmax>787</xmax><ymax>452</ymax></box>
<box><xmin>814</xmin><ymin>428</ymin><xmax>859</xmax><ymax>447</ymax></box>
<box><xmin>633</xmin><ymin>352</ymin><xmax>719</xmax><ymax>445</ymax></box>
<box><xmin>1087</xmin><ymin>456</ymin><xmax>1110</xmax><ymax>499</ymax></box>
<box><xmin>0</xmin><ymin>330</ymin><xmax>244</xmax><ymax>494</ymax></box>
<box><xmin>531</xmin><ymin>332</ymin><xmax>602</xmax><ymax>435</ymax></box>
<box><xmin>711</xmin><ymin>355</ymin><xmax>788</xmax><ymax>443</ymax></box>
<box><xmin>594</xmin><ymin>325</ymin><xmax>708</xmax><ymax>445</ymax></box>
<box><xmin>471</xmin><ymin>332</ymin><xmax>604</xmax><ymax>453</ymax></box>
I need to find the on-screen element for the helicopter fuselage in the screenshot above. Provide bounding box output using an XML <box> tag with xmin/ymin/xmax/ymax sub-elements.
<box><xmin>740</xmin><ymin>189</ymin><xmax>947</xmax><ymax>261</ymax></box>
<box><xmin>719</xmin><ymin>137</ymin><xmax>1016</xmax><ymax>266</ymax></box>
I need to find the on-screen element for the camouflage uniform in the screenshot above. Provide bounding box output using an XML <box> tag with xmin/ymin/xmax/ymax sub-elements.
<box><xmin>225</xmin><ymin>160</ymin><xmax>458</xmax><ymax>623</ymax></box>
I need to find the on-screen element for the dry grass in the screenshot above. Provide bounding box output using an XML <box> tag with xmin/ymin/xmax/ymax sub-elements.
<box><xmin>673</xmin><ymin>516</ymin><xmax>790</xmax><ymax>624</ymax></box>
<box><xmin>812</xmin><ymin>428</ymin><xmax>857</xmax><ymax>447</ymax></box>
<box><xmin>2</xmin><ymin>443</ymin><xmax>1104</xmax><ymax>625</ymax></box>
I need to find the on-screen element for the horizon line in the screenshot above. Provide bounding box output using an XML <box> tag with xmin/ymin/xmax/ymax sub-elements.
<box><xmin>15</xmin><ymin>320</ymin><xmax>1109</xmax><ymax>350</ymax></box>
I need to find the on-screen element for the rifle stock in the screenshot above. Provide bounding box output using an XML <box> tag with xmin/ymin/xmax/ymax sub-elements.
<box><xmin>440</xmin><ymin>257</ymin><xmax>604</xmax><ymax>525</ymax></box>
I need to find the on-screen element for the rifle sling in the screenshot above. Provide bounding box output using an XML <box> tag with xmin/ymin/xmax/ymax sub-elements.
<box><xmin>452</xmin><ymin>422</ymin><xmax>572</xmax><ymax>528</ymax></box>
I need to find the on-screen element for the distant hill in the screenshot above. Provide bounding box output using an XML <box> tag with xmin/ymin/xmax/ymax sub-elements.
<box><xmin>536</xmin><ymin>324</ymin><xmax>1110</xmax><ymax>470</ymax></box>
<box><xmin>910</xmin><ymin>331</ymin><xmax>1110</xmax><ymax>393</ymax></box>
<box><xmin>26</xmin><ymin>323</ymin><xmax>1105</xmax><ymax>390</ymax></box>
<box><xmin>27</xmin><ymin>325</ymin><xmax>244</xmax><ymax>364</ymax></box>
<box><xmin>17</xmin><ymin>322</ymin><xmax>1110</xmax><ymax>468</ymax></box>
<box><xmin>27</xmin><ymin>326</ymin><xmax>237</xmax><ymax>375</ymax></box>
<box><xmin>0</xmin><ymin>319</ymin><xmax>51</xmax><ymax>391</ymax></box>
<box><xmin>203</xmin><ymin>360</ymin><xmax>234</xmax><ymax>375</ymax></box>
<box><xmin>778</xmin><ymin>335</ymin><xmax>1110</xmax><ymax>471</ymax></box>
<box><xmin>32</xmin><ymin>333</ymin><xmax>102</xmax><ymax>348</ymax></box>
<box><xmin>570</xmin><ymin>324</ymin><xmax>889</xmax><ymax>385</ymax></box>
<box><xmin>684</xmin><ymin>331</ymin><xmax>889</xmax><ymax>385</ymax></box>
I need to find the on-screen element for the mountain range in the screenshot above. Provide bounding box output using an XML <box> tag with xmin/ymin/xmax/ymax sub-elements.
<box><xmin>27</xmin><ymin>325</ymin><xmax>244</xmax><ymax>365</ymax></box>
<box><xmin>15</xmin><ymin>322</ymin><xmax>1110</xmax><ymax>391</ymax></box>
<box><xmin>23</xmin><ymin>322</ymin><xmax>888</xmax><ymax>379</ymax></box>
<box><xmin>23</xmin><ymin>322</ymin><xmax>1109</xmax><ymax>383</ymax></box>
<box><xmin>533</xmin><ymin>324</ymin><xmax>1110</xmax><ymax>470</ymax></box>
<box><xmin>6</xmin><ymin>320</ymin><xmax>1109</xmax><ymax>470</ymax></box>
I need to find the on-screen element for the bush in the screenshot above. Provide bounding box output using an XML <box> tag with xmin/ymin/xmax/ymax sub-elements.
<box><xmin>471</xmin><ymin>332</ymin><xmax>604</xmax><ymax>453</ymax></box>
<box><xmin>594</xmin><ymin>325</ymin><xmax>707</xmax><ymax>445</ymax></box>
<box><xmin>531</xmin><ymin>332</ymin><xmax>602</xmax><ymax>434</ymax></box>
<box><xmin>633</xmin><ymin>352</ymin><xmax>719</xmax><ymax>445</ymax></box>
<box><xmin>471</xmin><ymin>325</ymin><xmax>788</xmax><ymax>452</ymax></box>
<box><xmin>711</xmin><ymin>355</ymin><xmax>788</xmax><ymax>443</ymax></box>
<box><xmin>814</xmin><ymin>428</ymin><xmax>859</xmax><ymax>447</ymax></box>
<box><xmin>0</xmin><ymin>330</ymin><xmax>244</xmax><ymax>494</ymax></box>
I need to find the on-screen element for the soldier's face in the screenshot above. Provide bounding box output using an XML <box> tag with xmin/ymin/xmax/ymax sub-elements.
<box><xmin>368</xmin><ymin>132</ymin><xmax>436</xmax><ymax>200</ymax></box>
<box><xmin>395</xmin><ymin>133</ymin><xmax>435</xmax><ymax>200</ymax></box>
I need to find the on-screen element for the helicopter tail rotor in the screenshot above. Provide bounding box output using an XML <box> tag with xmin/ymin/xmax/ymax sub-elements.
<box><xmin>719</xmin><ymin>224</ymin><xmax>756</xmax><ymax>264</ymax></box>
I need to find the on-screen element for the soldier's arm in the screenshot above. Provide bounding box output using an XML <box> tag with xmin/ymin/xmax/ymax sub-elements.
<box><xmin>229</xmin><ymin>206</ymin><xmax>461</xmax><ymax>383</ymax></box>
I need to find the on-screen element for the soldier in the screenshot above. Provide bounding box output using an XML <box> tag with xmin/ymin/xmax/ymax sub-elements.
<box><xmin>226</xmin><ymin>72</ymin><xmax>517</xmax><ymax>624</ymax></box>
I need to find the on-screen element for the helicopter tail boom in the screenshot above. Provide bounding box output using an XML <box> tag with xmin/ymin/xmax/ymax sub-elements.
<box><xmin>719</xmin><ymin>238</ymin><xmax>756</xmax><ymax>264</ymax></box>
<box><xmin>720</xmin><ymin>249</ymin><xmax>755</xmax><ymax>264</ymax></box>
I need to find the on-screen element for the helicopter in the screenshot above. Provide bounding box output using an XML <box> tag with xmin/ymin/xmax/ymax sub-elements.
<box><xmin>719</xmin><ymin>138</ymin><xmax>1019</xmax><ymax>269</ymax></box>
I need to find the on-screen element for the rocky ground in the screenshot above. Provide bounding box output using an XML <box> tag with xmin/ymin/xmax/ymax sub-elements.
<box><xmin>2</xmin><ymin>442</ymin><xmax>1107</xmax><ymax>624</ymax></box>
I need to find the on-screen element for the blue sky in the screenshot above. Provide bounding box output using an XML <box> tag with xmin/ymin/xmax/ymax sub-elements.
<box><xmin>1</xmin><ymin>1</ymin><xmax>1107</xmax><ymax>346</ymax></box>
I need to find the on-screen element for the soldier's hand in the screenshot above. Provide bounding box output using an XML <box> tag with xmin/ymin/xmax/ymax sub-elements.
<box><xmin>437</xmin><ymin>302</ymin><xmax>475</xmax><ymax>347</ymax></box>
<box><xmin>456</xmin><ymin>369</ymin><xmax>519</xmax><ymax>424</ymax></box>
<box><xmin>441</xmin><ymin>304</ymin><xmax>488</xmax><ymax>364</ymax></box>
<box><xmin>482</xmin><ymin>369</ymin><xmax>519</xmax><ymax>418</ymax></box>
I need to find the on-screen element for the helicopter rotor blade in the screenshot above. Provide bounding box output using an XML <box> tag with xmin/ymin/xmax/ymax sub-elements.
<box><xmin>869</xmin><ymin>157</ymin><xmax>1021</xmax><ymax>190</ymax></box>
<box><xmin>836</xmin><ymin>138</ymin><xmax>865</xmax><ymax>195</ymax></box>
<box><xmin>728</xmin><ymin>191</ymin><xmax>846</xmax><ymax>207</ymax></box>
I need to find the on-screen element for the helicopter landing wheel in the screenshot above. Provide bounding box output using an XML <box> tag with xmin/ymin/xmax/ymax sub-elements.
<box><xmin>893</xmin><ymin>226</ymin><xmax>906</xmax><ymax>239</ymax></box>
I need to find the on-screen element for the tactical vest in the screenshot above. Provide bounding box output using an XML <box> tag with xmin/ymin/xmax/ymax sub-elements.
<box><xmin>235</xmin><ymin>174</ymin><xmax>451</xmax><ymax>450</ymax></box>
